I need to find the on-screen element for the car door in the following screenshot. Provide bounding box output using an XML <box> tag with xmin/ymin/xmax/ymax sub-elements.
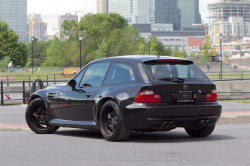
<box><xmin>57</xmin><ymin>62</ymin><xmax>111</xmax><ymax>121</ymax></box>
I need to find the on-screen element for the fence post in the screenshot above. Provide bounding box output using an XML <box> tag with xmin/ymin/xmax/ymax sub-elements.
<box><xmin>241</xmin><ymin>72</ymin><xmax>243</xmax><ymax>79</ymax></box>
<box><xmin>38</xmin><ymin>75</ymin><xmax>39</xmax><ymax>79</ymax></box>
<box><xmin>54</xmin><ymin>74</ymin><xmax>56</xmax><ymax>84</ymax></box>
<box><xmin>29</xmin><ymin>75</ymin><xmax>31</xmax><ymax>86</ymax></box>
<box><xmin>7</xmin><ymin>76</ymin><xmax>9</xmax><ymax>86</ymax></box>
<box><xmin>23</xmin><ymin>80</ymin><xmax>25</xmax><ymax>104</ymax></box>
<box><xmin>1</xmin><ymin>81</ymin><xmax>3</xmax><ymax>106</ymax></box>
<box><xmin>47</xmin><ymin>75</ymin><xmax>49</xmax><ymax>85</ymax></box>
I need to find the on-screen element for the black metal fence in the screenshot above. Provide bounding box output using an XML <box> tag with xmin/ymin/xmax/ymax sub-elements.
<box><xmin>0</xmin><ymin>80</ymin><xmax>68</xmax><ymax>106</ymax></box>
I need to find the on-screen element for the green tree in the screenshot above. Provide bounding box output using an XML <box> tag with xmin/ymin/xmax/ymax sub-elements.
<box><xmin>172</xmin><ymin>46</ymin><xmax>184</xmax><ymax>58</ymax></box>
<box><xmin>96</xmin><ymin>39</ymin><xmax>108</xmax><ymax>59</ymax></box>
<box><xmin>0</xmin><ymin>56</ymin><xmax>10</xmax><ymax>72</ymax></box>
<box><xmin>27</xmin><ymin>37</ymin><xmax>50</xmax><ymax>67</ymax></box>
<box><xmin>42</xmin><ymin>37</ymin><xmax>63</xmax><ymax>68</ymax></box>
<box><xmin>200</xmin><ymin>38</ymin><xmax>212</xmax><ymax>63</ymax></box>
<box><xmin>181</xmin><ymin>46</ymin><xmax>187</xmax><ymax>58</ymax></box>
<box><xmin>0</xmin><ymin>21</ymin><xmax>28</xmax><ymax>67</ymax></box>
<box><xmin>190</xmin><ymin>52</ymin><xmax>196</xmax><ymax>57</ymax></box>
<box><xmin>164</xmin><ymin>45</ymin><xmax>173</xmax><ymax>56</ymax></box>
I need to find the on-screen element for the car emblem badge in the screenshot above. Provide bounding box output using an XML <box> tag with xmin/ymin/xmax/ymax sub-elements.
<box><xmin>183</xmin><ymin>85</ymin><xmax>188</xmax><ymax>90</ymax></box>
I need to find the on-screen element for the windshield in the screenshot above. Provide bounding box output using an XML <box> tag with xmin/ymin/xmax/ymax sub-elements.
<box><xmin>144</xmin><ymin>60</ymin><xmax>208</xmax><ymax>81</ymax></box>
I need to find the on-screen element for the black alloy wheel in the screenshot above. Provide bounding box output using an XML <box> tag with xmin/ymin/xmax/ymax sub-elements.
<box><xmin>25</xmin><ymin>98</ymin><xmax>59</xmax><ymax>134</ymax></box>
<box><xmin>99</xmin><ymin>100</ymin><xmax>131</xmax><ymax>141</ymax></box>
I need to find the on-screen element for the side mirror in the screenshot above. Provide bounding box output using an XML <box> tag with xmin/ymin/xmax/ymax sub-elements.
<box><xmin>68</xmin><ymin>79</ymin><xmax>76</xmax><ymax>88</ymax></box>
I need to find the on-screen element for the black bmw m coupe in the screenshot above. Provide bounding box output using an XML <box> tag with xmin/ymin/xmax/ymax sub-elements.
<box><xmin>26</xmin><ymin>55</ymin><xmax>222</xmax><ymax>141</ymax></box>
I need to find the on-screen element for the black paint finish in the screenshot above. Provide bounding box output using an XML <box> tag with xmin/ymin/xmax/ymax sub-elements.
<box><xmin>28</xmin><ymin>56</ymin><xmax>222</xmax><ymax>131</ymax></box>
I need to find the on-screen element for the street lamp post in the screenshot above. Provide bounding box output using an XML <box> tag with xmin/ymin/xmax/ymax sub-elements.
<box><xmin>148</xmin><ymin>37</ymin><xmax>151</xmax><ymax>55</ymax></box>
<box><xmin>79</xmin><ymin>34</ymin><xmax>83</xmax><ymax>70</ymax></box>
<box><xmin>219</xmin><ymin>33</ymin><xmax>223</xmax><ymax>80</ymax></box>
<box><xmin>239</xmin><ymin>45</ymin><xmax>241</xmax><ymax>71</ymax></box>
<box><xmin>31</xmin><ymin>36</ymin><xmax>34</xmax><ymax>74</ymax></box>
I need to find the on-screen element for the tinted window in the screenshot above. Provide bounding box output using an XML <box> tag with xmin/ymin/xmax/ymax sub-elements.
<box><xmin>80</xmin><ymin>62</ymin><xmax>111</xmax><ymax>87</ymax></box>
<box><xmin>144</xmin><ymin>60</ymin><xmax>207</xmax><ymax>80</ymax></box>
<box><xmin>74</xmin><ymin>68</ymin><xmax>87</xmax><ymax>87</ymax></box>
<box><xmin>104</xmin><ymin>62</ymin><xmax>136</xmax><ymax>85</ymax></box>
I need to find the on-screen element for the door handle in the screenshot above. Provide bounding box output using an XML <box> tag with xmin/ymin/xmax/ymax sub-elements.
<box><xmin>85</xmin><ymin>94</ymin><xmax>92</xmax><ymax>97</ymax></box>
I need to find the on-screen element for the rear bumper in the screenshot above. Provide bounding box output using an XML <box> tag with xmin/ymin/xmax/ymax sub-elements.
<box><xmin>122</xmin><ymin>102</ymin><xmax>222</xmax><ymax>130</ymax></box>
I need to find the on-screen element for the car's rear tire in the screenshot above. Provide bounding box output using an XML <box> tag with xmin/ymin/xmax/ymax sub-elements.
<box><xmin>99</xmin><ymin>100</ymin><xmax>131</xmax><ymax>141</ymax></box>
<box><xmin>185</xmin><ymin>125</ymin><xmax>215</xmax><ymax>137</ymax></box>
<box><xmin>25</xmin><ymin>98</ymin><xmax>60</xmax><ymax>134</ymax></box>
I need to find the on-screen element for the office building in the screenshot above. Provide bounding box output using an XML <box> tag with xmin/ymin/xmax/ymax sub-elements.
<box><xmin>0</xmin><ymin>0</ymin><xmax>28</xmax><ymax>42</ymax></box>
<box><xmin>135</xmin><ymin>24</ymin><xmax>205</xmax><ymax>48</ymax></box>
<box><xmin>155</xmin><ymin>0</ymin><xmax>180</xmax><ymax>30</ymax></box>
<box><xmin>211</xmin><ymin>17</ymin><xmax>250</xmax><ymax>44</ymax></box>
<box><xmin>58</xmin><ymin>13</ymin><xmax>78</xmax><ymax>30</ymax></box>
<box><xmin>96</xmin><ymin>0</ymin><xmax>108</xmax><ymax>14</ymax></box>
<box><xmin>108</xmin><ymin>0</ymin><xmax>150</xmax><ymax>24</ymax></box>
<box><xmin>27</xmin><ymin>13</ymin><xmax>47</xmax><ymax>42</ymax></box>
<box><xmin>178</xmin><ymin>0</ymin><xmax>201</xmax><ymax>28</ymax></box>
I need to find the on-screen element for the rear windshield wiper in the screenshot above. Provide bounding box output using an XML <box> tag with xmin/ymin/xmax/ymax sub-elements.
<box><xmin>158</xmin><ymin>77</ymin><xmax>185</xmax><ymax>82</ymax></box>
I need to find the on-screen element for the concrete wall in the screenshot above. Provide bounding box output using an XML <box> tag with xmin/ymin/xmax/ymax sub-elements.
<box><xmin>215</xmin><ymin>81</ymin><xmax>250</xmax><ymax>92</ymax></box>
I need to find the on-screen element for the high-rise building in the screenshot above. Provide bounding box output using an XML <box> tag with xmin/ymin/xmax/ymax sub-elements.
<box><xmin>58</xmin><ymin>13</ymin><xmax>78</xmax><ymax>30</ymax></box>
<box><xmin>27</xmin><ymin>13</ymin><xmax>47</xmax><ymax>42</ymax></box>
<box><xmin>208</xmin><ymin>0</ymin><xmax>250</xmax><ymax>44</ymax></box>
<box><xmin>155</xmin><ymin>0</ymin><xmax>180</xmax><ymax>30</ymax></box>
<box><xmin>211</xmin><ymin>17</ymin><xmax>250</xmax><ymax>44</ymax></box>
<box><xmin>108</xmin><ymin>0</ymin><xmax>150</xmax><ymax>24</ymax></box>
<box><xmin>178</xmin><ymin>0</ymin><xmax>201</xmax><ymax>28</ymax></box>
<box><xmin>0</xmin><ymin>0</ymin><xmax>28</xmax><ymax>42</ymax></box>
<box><xmin>208</xmin><ymin>0</ymin><xmax>250</xmax><ymax>25</ymax></box>
<box><xmin>96</xmin><ymin>0</ymin><xmax>108</xmax><ymax>14</ymax></box>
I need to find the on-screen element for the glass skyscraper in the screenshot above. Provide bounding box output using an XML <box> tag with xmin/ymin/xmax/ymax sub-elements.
<box><xmin>108</xmin><ymin>0</ymin><xmax>150</xmax><ymax>24</ymax></box>
<box><xmin>155</xmin><ymin>0</ymin><xmax>180</xmax><ymax>30</ymax></box>
<box><xmin>178</xmin><ymin>0</ymin><xmax>201</xmax><ymax>28</ymax></box>
<box><xmin>0</xmin><ymin>0</ymin><xmax>28</xmax><ymax>42</ymax></box>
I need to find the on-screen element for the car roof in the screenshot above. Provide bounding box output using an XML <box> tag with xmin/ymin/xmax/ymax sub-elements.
<box><xmin>91</xmin><ymin>55</ymin><xmax>186</xmax><ymax>63</ymax></box>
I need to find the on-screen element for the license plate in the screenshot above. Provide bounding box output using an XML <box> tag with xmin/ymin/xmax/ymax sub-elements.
<box><xmin>176</xmin><ymin>91</ymin><xmax>193</xmax><ymax>102</ymax></box>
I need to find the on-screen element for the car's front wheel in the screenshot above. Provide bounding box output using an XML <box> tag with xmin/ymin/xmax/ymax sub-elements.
<box><xmin>25</xmin><ymin>98</ymin><xmax>60</xmax><ymax>134</ymax></box>
<box><xmin>99</xmin><ymin>100</ymin><xmax>131</xmax><ymax>141</ymax></box>
<box><xmin>185</xmin><ymin>125</ymin><xmax>215</xmax><ymax>137</ymax></box>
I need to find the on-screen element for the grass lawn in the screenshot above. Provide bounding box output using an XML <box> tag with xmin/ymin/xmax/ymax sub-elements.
<box><xmin>206</xmin><ymin>72</ymin><xmax>250</xmax><ymax>80</ymax></box>
<box><xmin>219</xmin><ymin>100</ymin><xmax>250</xmax><ymax>103</ymax></box>
<box><xmin>0</xmin><ymin>71</ymin><xmax>68</xmax><ymax>81</ymax></box>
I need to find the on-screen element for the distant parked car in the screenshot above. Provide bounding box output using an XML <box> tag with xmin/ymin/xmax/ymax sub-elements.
<box><xmin>26</xmin><ymin>55</ymin><xmax>222</xmax><ymax>141</ymax></box>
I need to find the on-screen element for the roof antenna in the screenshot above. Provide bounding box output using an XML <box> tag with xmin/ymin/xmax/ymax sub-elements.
<box><xmin>157</xmin><ymin>54</ymin><xmax>160</xmax><ymax>59</ymax></box>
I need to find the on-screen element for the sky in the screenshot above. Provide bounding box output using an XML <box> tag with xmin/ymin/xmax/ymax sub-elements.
<box><xmin>27</xmin><ymin>0</ymin><xmax>217</xmax><ymax>35</ymax></box>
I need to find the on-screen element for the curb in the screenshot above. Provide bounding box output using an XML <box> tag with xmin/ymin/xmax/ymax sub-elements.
<box><xmin>218</xmin><ymin>114</ymin><xmax>250</xmax><ymax>124</ymax></box>
<box><xmin>0</xmin><ymin>123</ymin><xmax>30</xmax><ymax>131</ymax></box>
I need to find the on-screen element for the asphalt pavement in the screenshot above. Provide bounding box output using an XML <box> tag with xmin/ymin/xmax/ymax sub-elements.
<box><xmin>0</xmin><ymin>124</ymin><xmax>250</xmax><ymax>166</ymax></box>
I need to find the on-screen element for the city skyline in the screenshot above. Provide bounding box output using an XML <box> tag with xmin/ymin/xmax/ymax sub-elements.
<box><xmin>26</xmin><ymin>0</ymin><xmax>216</xmax><ymax>35</ymax></box>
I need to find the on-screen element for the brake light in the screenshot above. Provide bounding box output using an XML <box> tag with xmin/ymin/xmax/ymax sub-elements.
<box><xmin>135</xmin><ymin>90</ymin><xmax>161</xmax><ymax>103</ymax></box>
<box><xmin>206</xmin><ymin>89</ymin><xmax>217</xmax><ymax>102</ymax></box>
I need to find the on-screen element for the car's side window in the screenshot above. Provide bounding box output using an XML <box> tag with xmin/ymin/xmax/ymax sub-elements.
<box><xmin>74</xmin><ymin>68</ymin><xmax>87</xmax><ymax>87</ymax></box>
<box><xmin>104</xmin><ymin>62</ymin><xmax>136</xmax><ymax>85</ymax></box>
<box><xmin>79</xmin><ymin>62</ymin><xmax>111</xmax><ymax>88</ymax></box>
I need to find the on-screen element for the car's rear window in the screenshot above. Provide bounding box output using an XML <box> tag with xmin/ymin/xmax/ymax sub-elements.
<box><xmin>143</xmin><ymin>60</ymin><xmax>208</xmax><ymax>81</ymax></box>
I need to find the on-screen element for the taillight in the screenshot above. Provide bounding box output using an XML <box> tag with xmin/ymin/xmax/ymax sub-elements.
<box><xmin>206</xmin><ymin>89</ymin><xmax>217</xmax><ymax>101</ymax></box>
<box><xmin>135</xmin><ymin>90</ymin><xmax>161</xmax><ymax>103</ymax></box>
